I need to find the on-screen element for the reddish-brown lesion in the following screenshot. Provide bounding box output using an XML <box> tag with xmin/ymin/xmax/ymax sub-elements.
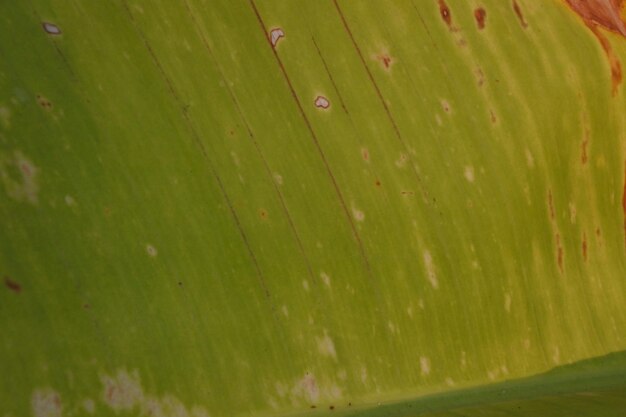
<box><xmin>512</xmin><ymin>0</ymin><xmax>528</xmax><ymax>28</ymax></box>
<box><xmin>438</xmin><ymin>0</ymin><xmax>452</xmax><ymax>28</ymax></box>
<box><xmin>564</xmin><ymin>0</ymin><xmax>626</xmax><ymax>95</ymax></box>
<box><xmin>377</xmin><ymin>54</ymin><xmax>393</xmax><ymax>69</ymax></box>
<box><xmin>4</xmin><ymin>277</ymin><xmax>21</xmax><ymax>293</ymax></box>
<box><xmin>474</xmin><ymin>7</ymin><xmax>487</xmax><ymax>29</ymax></box>
<box><xmin>556</xmin><ymin>233</ymin><xmax>564</xmax><ymax>273</ymax></box>
<box><xmin>581</xmin><ymin>131</ymin><xmax>589</xmax><ymax>164</ymax></box>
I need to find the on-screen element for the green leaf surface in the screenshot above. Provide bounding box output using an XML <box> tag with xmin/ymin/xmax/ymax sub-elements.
<box><xmin>1</xmin><ymin>1</ymin><xmax>625</xmax><ymax>416</ymax></box>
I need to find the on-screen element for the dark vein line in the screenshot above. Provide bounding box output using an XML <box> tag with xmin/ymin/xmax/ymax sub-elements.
<box><xmin>248</xmin><ymin>0</ymin><xmax>375</xmax><ymax>281</ymax></box>
<box><xmin>26</xmin><ymin>3</ymin><xmax>77</xmax><ymax>79</ymax></box>
<box><xmin>311</xmin><ymin>36</ymin><xmax>350</xmax><ymax>115</ymax></box>
<box><xmin>332</xmin><ymin>0</ymin><xmax>430</xmax><ymax>203</ymax></box>
<box><xmin>181</xmin><ymin>0</ymin><xmax>322</xmax><ymax>293</ymax></box>
<box><xmin>120</xmin><ymin>0</ymin><xmax>274</xmax><ymax>306</ymax></box>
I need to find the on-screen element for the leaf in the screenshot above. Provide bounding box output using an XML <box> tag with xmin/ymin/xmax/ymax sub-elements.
<box><xmin>1</xmin><ymin>1</ymin><xmax>625</xmax><ymax>416</ymax></box>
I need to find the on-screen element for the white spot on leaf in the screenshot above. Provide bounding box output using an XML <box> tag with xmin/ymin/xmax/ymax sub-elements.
<box><xmin>423</xmin><ymin>250</ymin><xmax>439</xmax><ymax>289</ymax></box>
<box><xmin>146</xmin><ymin>245</ymin><xmax>158</xmax><ymax>257</ymax></box>
<box><xmin>101</xmin><ymin>369</ymin><xmax>144</xmax><ymax>412</ymax></box>
<box><xmin>320</xmin><ymin>272</ymin><xmax>331</xmax><ymax>288</ymax></box>
<box><xmin>269</xmin><ymin>28</ymin><xmax>284</xmax><ymax>47</ymax></box>
<box><xmin>314</xmin><ymin>96</ymin><xmax>330</xmax><ymax>109</ymax></box>
<box><xmin>420</xmin><ymin>356</ymin><xmax>431</xmax><ymax>375</ymax></box>
<box><xmin>32</xmin><ymin>388</ymin><xmax>62</xmax><ymax>417</ymax></box>
<box><xmin>352</xmin><ymin>207</ymin><xmax>365</xmax><ymax>222</ymax></box>
<box><xmin>316</xmin><ymin>331</ymin><xmax>337</xmax><ymax>360</ymax></box>
<box><xmin>464</xmin><ymin>165</ymin><xmax>475</xmax><ymax>182</ymax></box>
<box><xmin>82</xmin><ymin>399</ymin><xmax>95</xmax><ymax>414</ymax></box>
<box><xmin>0</xmin><ymin>151</ymin><xmax>39</xmax><ymax>204</ymax></box>
<box><xmin>42</xmin><ymin>22</ymin><xmax>62</xmax><ymax>35</ymax></box>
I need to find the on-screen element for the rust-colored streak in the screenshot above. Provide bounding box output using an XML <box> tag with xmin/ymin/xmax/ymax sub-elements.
<box><xmin>474</xmin><ymin>7</ymin><xmax>487</xmax><ymax>29</ymax></box>
<box><xmin>548</xmin><ymin>189</ymin><xmax>555</xmax><ymax>220</ymax></box>
<box><xmin>512</xmin><ymin>0</ymin><xmax>528</xmax><ymax>28</ymax></box>
<box><xmin>581</xmin><ymin>133</ymin><xmax>589</xmax><ymax>164</ymax></box>
<box><xmin>582</xmin><ymin>232</ymin><xmax>588</xmax><ymax>261</ymax></box>
<box><xmin>378</xmin><ymin>54</ymin><xmax>392</xmax><ymax>69</ymax></box>
<box><xmin>592</xmin><ymin>25</ymin><xmax>622</xmax><ymax>94</ymax></box>
<box><xmin>4</xmin><ymin>277</ymin><xmax>21</xmax><ymax>293</ymax></box>
<box><xmin>556</xmin><ymin>233</ymin><xmax>564</xmax><ymax>273</ymax></box>
<box><xmin>438</xmin><ymin>0</ymin><xmax>452</xmax><ymax>27</ymax></box>
<box><xmin>565</xmin><ymin>0</ymin><xmax>626</xmax><ymax>94</ymax></box>
<box><xmin>566</xmin><ymin>0</ymin><xmax>626</xmax><ymax>35</ymax></box>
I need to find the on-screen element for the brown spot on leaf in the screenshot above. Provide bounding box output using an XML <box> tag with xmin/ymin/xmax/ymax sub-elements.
<box><xmin>438</xmin><ymin>0</ymin><xmax>452</xmax><ymax>27</ymax></box>
<box><xmin>490</xmin><ymin>110</ymin><xmax>497</xmax><ymax>124</ymax></box>
<box><xmin>259</xmin><ymin>208</ymin><xmax>268</xmax><ymax>220</ymax></box>
<box><xmin>564</xmin><ymin>0</ymin><xmax>626</xmax><ymax>94</ymax></box>
<box><xmin>474</xmin><ymin>7</ymin><xmax>487</xmax><ymax>29</ymax></box>
<box><xmin>582</xmin><ymin>232</ymin><xmax>588</xmax><ymax>261</ymax></box>
<box><xmin>512</xmin><ymin>0</ymin><xmax>528</xmax><ymax>28</ymax></box>
<box><xmin>581</xmin><ymin>132</ymin><xmax>589</xmax><ymax>164</ymax></box>
<box><xmin>4</xmin><ymin>276</ymin><xmax>21</xmax><ymax>293</ymax></box>
<box><xmin>361</xmin><ymin>148</ymin><xmax>370</xmax><ymax>162</ymax></box>
<box><xmin>378</xmin><ymin>54</ymin><xmax>393</xmax><ymax>69</ymax></box>
<box><xmin>476</xmin><ymin>68</ymin><xmax>485</xmax><ymax>86</ymax></box>
<box><xmin>329</xmin><ymin>405</ymin><xmax>335</xmax><ymax>410</ymax></box>
<box><xmin>375</xmin><ymin>180</ymin><xmax>381</xmax><ymax>187</ymax></box>
<box><xmin>36</xmin><ymin>95</ymin><xmax>53</xmax><ymax>110</ymax></box>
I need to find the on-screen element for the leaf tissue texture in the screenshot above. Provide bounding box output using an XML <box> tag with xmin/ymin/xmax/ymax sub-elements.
<box><xmin>1</xmin><ymin>1</ymin><xmax>626</xmax><ymax>416</ymax></box>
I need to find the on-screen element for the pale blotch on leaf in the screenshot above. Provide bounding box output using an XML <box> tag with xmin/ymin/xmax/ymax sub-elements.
<box><xmin>146</xmin><ymin>244</ymin><xmax>158</xmax><ymax>257</ymax></box>
<box><xmin>504</xmin><ymin>293</ymin><xmax>512</xmax><ymax>313</ymax></box>
<box><xmin>64</xmin><ymin>195</ymin><xmax>76</xmax><ymax>207</ymax></box>
<box><xmin>441</xmin><ymin>99</ymin><xmax>451</xmax><ymax>113</ymax></box>
<box><xmin>420</xmin><ymin>356</ymin><xmax>431</xmax><ymax>376</ymax></box>
<box><xmin>101</xmin><ymin>369</ymin><xmax>144</xmax><ymax>412</ymax></box>
<box><xmin>292</xmin><ymin>373</ymin><xmax>319</xmax><ymax>403</ymax></box>
<box><xmin>269</xmin><ymin>28</ymin><xmax>285</xmax><ymax>47</ymax></box>
<box><xmin>360</xmin><ymin>367</ymin><xmax>368</xmax><ymax>384</ymax></box>
<box><xmin>32</xmin><ymin>388</ymin><xmax>62</xmax><ymax>417</ymax></box>
<box><xmin>525</xmin><ymin>149</ymin><xmax>534</xmax><ymax>168</ymax></box>
<box><xmin>464</xmin><ymin>165</ymin><xmax>475</xmax><ymax>183</ymax></box>
<box><xmin>320</xmin><ymin>272</ymin><xmax>331</xmax><ymax>288</ymax></box>
<box><xmin>423</xmin><ymin>250</ymin><xmax>439</xmax><ymax>289</ymax></box>
<box><xmin>316</xmin><ymin>331</ymin><xmax>337</xmax><ymax>360</ymax></box>
<box><xmin>0</xmin><ymin>150</ymin><xmax>39</xmax><ymax>204</ymax></box>
<box><xmin>352</xmin><ymin>207</ymin><xmax>365</xmax><ymax>222</ymax></box>
<box><xmin>302</xmin><ymin>280</ymin><xmax>310</xmax><ymax>292</ymax></box>
<box><xmin>82</xmin><ymin>398</ymin><xmax>95</xmax><ymax>414</ymax></box>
